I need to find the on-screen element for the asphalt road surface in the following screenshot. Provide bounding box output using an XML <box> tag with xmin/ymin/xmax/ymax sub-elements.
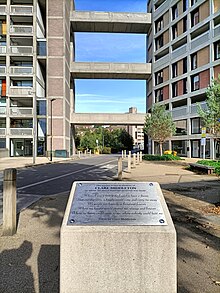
<box><xmin>0</xmin><ymin>155</ymin><xmax>125</xmax><ymax>224</ymax></box>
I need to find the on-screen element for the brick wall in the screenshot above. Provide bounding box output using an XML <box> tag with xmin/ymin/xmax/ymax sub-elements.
<box><xmin>198</xmin><ymin>46</ymin><xmax>209</xmax><ymax>67</ymax></box>
<box><xmin>214</xmin><ymin>65</ymin><xmax>220</xmax><ymax>79</ymax></box>
<box><xmin>178</xmin><ymin>80</ymin><xmax>183</xmax><ymax>96</ymax></box>
<box><xmin>200</xmin><ymin>1</ymin><xmax>209</xmax><ymax>22</ymax></box>
<box><xmin>199</xmin><ymin>69</ymin><xmax>210</xmax><ymax>89</ymax></box>
<box><xmin>163</xmin><ymin>85</ymin><xmax>169</xmax><ymax>100</ymax></box>
<box><xmin>163</xmin><ymin>67</ymin><xmax>169</xmax><ymax>81</ymax></box>
<box><xmin>163</xmin><ymin>30</ymin><xmax>169</xmax><ymax>45</ymax></box>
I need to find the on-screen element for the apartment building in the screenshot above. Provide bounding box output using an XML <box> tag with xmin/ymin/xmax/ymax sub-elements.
<box><xmin>147</xmin><ymin>0</ymin><xmax>220</xmax><ymax>158</ymax></box>
<box><xmin>127</xmin><ymin>107</ymin><xmax>145</xmax><ymax>150</ymax></box>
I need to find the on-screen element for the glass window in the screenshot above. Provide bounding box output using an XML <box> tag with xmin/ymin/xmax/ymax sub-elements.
<box><xmin>172</xmin><ymin>140</ymin><xmax>187</xmax><ymax>156</ymax></box>
<box><xmin>183</xmin><ymin>57</ymin><xmax>187</xmax><ymax>73</ymax></box>
<box><xmin>37</xmin><ymin>118</ymin><xmax>46</xmax><ymax>138</ymax></box>
<box><xmin>183</xmin><ymin>78</ymin><xmax>188</xmax><ymax>94</ymax></box>
<box><xmin>214</xmin><ymin>41</ymin><xmax>220</xmax><ymax>60</ymax></box>
<box><xmin>191</xmin><ymin>117</ymin><xmax>204</xmax><ymax>134</ymax></box>
<box><xmin>183</xmin><ymin>16</ymin><xmax>187</xmax><ymax>32</ymax></box>
<box><xmin>191</xmin><ymin>53</ymin><xmax>197</xmax><ymax>69</ymax></box>
<box><xmin>155</xmin><ymin>35</ymin><xmax>163</xmax><ymax>50</ymax></box>
<box><xmin>10</xmin><ymin>119</ymin><xmax>33</xmax><ymax>128</ymax></box>
<box><xmin>0</xmin><ymin>118</ymin><xmax>6</xmax><ymax>128</ymax></box>
<box><xmin>191</xmin><ymin>9</ymin><xmax>199</xmax><ymax>26</ymax></box>
<box><xmin>172</xmin><ymin>4</ymin><xmax>178</xmax><ymax>20</ymax></box>
<box><xmin>172</xmin><ymin>62</ymin><xmax>178</xmax><ymax>77</ymax></box>
<box><xmin>0</xmin><ymin>138</ymin><xmax>6</xmax><ymax>148</ymax></box>
<box><xmin>155</xmin><ymin>70</ymin><xmax>163</xmax><ymax>85</ymax></box>
<box><xmin>155</xmin><ymin>89</ymin><xmax>163</xmax><ymax>102</ymax></box>
<box><xmin>191</xmin><ymin>74</ymin><xmax>199</xmax><ymax>91</ymax></box>
<box><xmin>155</xmin><ymin>17</ymin><xmax>163</xmax><ymax>33</ymax></box>
<box><xmin>172</xmin><ymin>82</ymin><xmax>178</xmax><ymax>97</ymax></box>
<box><xmin>37</xmin><ymin>100</ymin><xmax>46</xmax><ymax>116</ymax></box>
<box><xmin>183</xmin><ymin>0</ymin><xmax>189</xmax><ymax>12</ymax></box>
<box><xmin>174</xmin><ymin>120</ymin><xmax>187</xmax><ymax>135</ymax></box>
<box><xmin>0</xmin><ymin>98</ymin><xmax>6</xmax><ymax>107</ymax></box>
<box><xmin>172</xmin><ymin>24</ymin><xmax>178</xmax><ymax>39</ymax></box>
<box><xmin>37</xmin><ymin>41</ymin><xmax>47</xmax><ymax>56</ymax></box>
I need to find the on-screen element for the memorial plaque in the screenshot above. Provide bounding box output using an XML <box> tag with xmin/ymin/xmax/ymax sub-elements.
<box><xmin>67</xmin><ymin>182</ymin><xmax>167</xmax><ymax>226</ymax></box>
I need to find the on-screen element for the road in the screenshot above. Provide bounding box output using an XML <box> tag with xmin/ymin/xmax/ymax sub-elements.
<box><xmin>0</xmin><ymin>155</ymin><xmax>126</xmax><ymax>224</ymax></box>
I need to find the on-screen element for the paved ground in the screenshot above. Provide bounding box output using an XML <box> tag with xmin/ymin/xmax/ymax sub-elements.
<box><xmin>0</xmin><ymin>156</ymin><xmax>219</xmax><ymax>293</ymax></box>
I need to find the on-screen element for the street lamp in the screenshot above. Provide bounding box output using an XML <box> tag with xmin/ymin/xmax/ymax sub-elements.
<box><xmin>50</xmin><ymin>98</ymin><xmax>56</xmax><ymax>161</ymax></box>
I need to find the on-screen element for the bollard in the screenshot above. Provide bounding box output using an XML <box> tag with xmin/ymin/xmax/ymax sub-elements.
<box><xmin>121</xmin><ymin>150</ymin><xmax>124</xmax><ymax>159</ymax></box>
<box><xmin>137</xmin><ymin>152</ymin><xmax>140</xmax><ymax>165</ymax></box>
<box><xmin>127</xmin><ymin>154</ymin><xmax>131</xmax><ymax>173</ymax></box>
<box><xmin>118</xmin><ymin>157</ymin><xmax>123</xmax><ymax>180</ymax></box>
<box><xmin>132</xmin><ymin>154</ymin><xmax>136</xmax><ymax>168</ymax></box>
<box><xmin>124</xmin><ymin>150</ymin><xmax>126</xmax><ymax>158</ymax></box>
<box><xmin>84</xmin><ymin>150</ymin><xmax>87</xmax><ymax>155</ymax></box>
<box><xmin>89</xmin><ymin>150</ymin><xmax>92</xmax><ymax>156</ymax></box>
<box><xmin>128</xmin><ymin>151</ymin><xmax>131</xmax><ymax>158</ymax></box>
<box><xmin>140</xmin><ymin>151</ymin><xmax>143</xmax><ymax>163</ymax></box>
<box><xmin>78</xmin><ymin>151</ymin><xmax>81</xmax><ymax>158</ymax></box>
<box><xmin>3</xmin><ymin>168</ymin><xmax>17</xmax><ymax>236</ymax></box>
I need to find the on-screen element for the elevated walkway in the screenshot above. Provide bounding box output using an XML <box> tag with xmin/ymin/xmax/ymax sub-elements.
<box><xmin>71</xmin><ymin>62</ymin><xmax>151</xmax><ymax>79</ymax></box>
<box><xmin>71</xmin><ymin>113</ymin><xmax>146</xmax><ymax>125</ymax></box>
<box><xmin>70</xmin><ymin>11</ymin><xmax>151</xmax><ymax>33</ymax></box>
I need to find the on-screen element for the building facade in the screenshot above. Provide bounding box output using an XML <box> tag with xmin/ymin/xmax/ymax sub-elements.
<box><xmin>147</xmin><ymin>0</ymin><xmax>220</xmax><ymax>158</ymax></box>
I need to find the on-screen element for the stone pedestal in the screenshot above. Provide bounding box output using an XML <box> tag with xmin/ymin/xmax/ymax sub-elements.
<box><xmin>60</xmin><ymin>181</ymin><xmax>176</xmax><ymax>293</ymax></box>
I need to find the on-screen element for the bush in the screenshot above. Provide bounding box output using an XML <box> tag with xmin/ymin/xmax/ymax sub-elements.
<box><xmin>143</xmin><ymin>154</ymin><xmax>182</xmax><ymax>161</ymax></box>
<box><xmin>102</xmin><ymin>147</ymin><xmax>111</xmax><ymax>154</ymax></box>
<box><xmin>196</xmin><ymin>160</ymin><xmax>220</xmax><ymax>175</ymax></box>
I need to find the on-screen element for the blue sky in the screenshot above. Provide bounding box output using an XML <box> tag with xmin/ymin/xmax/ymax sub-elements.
<box><xmin>74</xmin><ymin>0</ymin><xmax>147</xmax><ymax>113</ymax></box>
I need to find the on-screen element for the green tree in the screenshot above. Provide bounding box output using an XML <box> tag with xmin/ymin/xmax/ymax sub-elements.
<box><xmin>143</xmin><ymin>104</ymin><xmax>176</xmax><ymax>156</ymax></box>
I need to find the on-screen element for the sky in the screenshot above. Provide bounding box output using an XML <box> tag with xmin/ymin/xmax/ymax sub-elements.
<box><xmin>74</xmin><ymin>0</ymin><xmax>147</xmax><ymax>113</ymax></box>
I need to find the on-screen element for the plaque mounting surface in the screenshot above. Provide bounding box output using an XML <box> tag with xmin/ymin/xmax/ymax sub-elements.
<box><xmin>67</xmin><ymin>182</ymin><xmax>167</xmax><ymax>226</ymax></box>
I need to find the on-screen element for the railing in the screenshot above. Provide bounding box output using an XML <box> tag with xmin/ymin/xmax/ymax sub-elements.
<box><xmin>214</xmin><ymin>25</ymin><xmax>220</xmax><ymax>38</ymax></box>
<box><xmin>0</xmin><ymin>107</ymin><xmax>6</xmax><ymax>115</ymax></box>
<box><xmin>154</xmin><ymin>0</ymin><xmax>169</xmax><ymax>19</ymax></box>
<box><xmin>10</xmin><ymin>25</ymin><xmax>33</xmax><ymax>35</ymax></box>
<box><xmin>9</xmin><ymin>66</ymin><xmax>33</xmax><ymax>75</ymax></box>
<box><xmin>191</xmin><ymin>32</ymin><xmax>209</xmax><ymax>50</ymax></box>
<box><xmin>0</xmin><ymin>5</ymin><xmax>7</xmax><ymax>14</ymax></box>
<box><xmin>172</xmin><ymin>44</ymin><xmax>187</xmax><ymax>60</ymax></box>
<box><xmin>10</xmin><ymin>128</ymin><xmax>33</xmax><ymax>136</ymax></box>
<box><xmin>0</xmin><ymin>128</ymin><xmax>6</xmax><ymax>135</ymax></box>
<box><xmin>190</xmin><ymin>102</ymin><xmax>207</xmax><ymax>114</ymax></box>
<box><xmin>0</xmin><ymin>46</ymin><xmax>6</xmax><ymax>54</ymax></box>
<box><xmin>154</xmin><ymin>54</ymin><xmax>169</xmax><ymax>71</ymax></box>
<box><xmin>0</xmin><ymin>66</ymin><xmax>6</xmax><ymax>74</ymax></box>
<box><xmin>10</xmin><ymin>5</ymin><xmax>33</xmax><ymax>15</ymax></box>
<box><xmin>9</xmin><ymin>86</ymin><xmax>33</xmax><ymax>96</ymax></box>
<box><xmin>172</xmin><ymin>106</ymin><xmax>187</xmax><ymax>119</ymax></box>
<box><xmin>10</xmin><ymin>108</ymin><xmax>33</xmax><ymax>116</ymax></box>
<box><xmin>9</xmin><ymin>46</ymin><xmax>33</xmax><ymax>54</ymax></box>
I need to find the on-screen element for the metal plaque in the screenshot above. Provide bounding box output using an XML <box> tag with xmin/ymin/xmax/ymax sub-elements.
<box><xmin>67</xmin><ymin>182</ymin><xmax>167</xmax><ymax>226</ymax></box>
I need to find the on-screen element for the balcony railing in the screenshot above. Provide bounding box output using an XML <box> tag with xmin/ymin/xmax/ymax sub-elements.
<box><xmin>0</xmin><ymin>66</ymin><xmax>6</xmax><ymax>74</ymax></box>
<box><xmin>0</xmin><ymin>46</ymin><xmax>6</xmax><ymax>54</ymax></box>
<box><xmin>172</xmin><ymin>106</ymin><xmax>187</xmax><ymax>119</ymax></box>
<box><xmin>10</xmin><ymin>25</ymin><xmax>33</xmax><ymax>35</ymax></box>
<box><xmin>0</xmin><ymin>107</ymin><xmax>6</xmax><ymax>115</ymax></box>
<box><xmin>190</xmin><ymin>102</ymin><xmax>207</xmax><ymax>114</ymax></box>
<box><xmin>0</xmin><ymin>128</ymin><xmax>6</xmax><ymax>135</ymax></box>
<box><xmin>10</xmin><ymin>128</ymin><xmax>33</xmax><ymax>136</ymax></box>
<box><xmin>10</xmin><ymin>107</ymin><xmax>33</xmax><ymax>116</ymax></box>
<box><xmin>10</xmin><ymin>5</ymin><xmax>33</xmax><ymax>15</ymax></box>
<box><xmin>9</xmin><ymin>46</ymin><xmax>33</xmax><ymax>55</ymax></box>
<box><xmin>0</xmin><ymin>5</ymin><xmax>7</xmax><ymax>14</ymax></box>
<box><xmin>9</xmin><ymin>86</ymin><xmax>33</xmax><ymax>96</ymax></box>
<box><xmin>9</xmin><ymin>66</ymin><xmax>33</xmax><ymax>75</ymax></box>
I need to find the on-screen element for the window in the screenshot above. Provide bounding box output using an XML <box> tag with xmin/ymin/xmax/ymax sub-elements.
<box><xmin>183</xmin><ymin>16</ymin><xmax>187</xmax><ymax>32</ymax></box>
<box><xmin>191</xmin><ymin>74</ymin><xmax>199</xmax><ymax>91</ymax></box>
<box><xmin>155</xmin><ymin>17</ymin><xmax>163</xmax><ymax>33</ymax></box>
<box><xmin>155</xmin><ymin>89</ymin><xmax>163</xmax><ymax>102</ymax></box>
<box><xmin>37</xmin><ymin>100</ymin><xmax>46</xmax><ymax>116</ymax></box>
<box><xmin>174</xmin><ymin>120</ymin><xmax>187</xmax><ymax>135</ymax></box>
<box><xmin>155</xmin><ymin>70</ymin><xmax>163</xmax><ymax>85</ymax></box>
<box><xmin>191</xmin><ymin>9</ymin><xmax>199</xmax><ymax>26</ymax></box>
<box><xmin>172</xmin><ymin>4</ymin><xmax>178</xmax><ymax>20</ymax></box>
<box><xmin>37</xmin><ymin>41</ymin><xmax>47</xmax><ymax>56</ymax></box>
<box><xmin>183</xmin><ymin>78</ymin><xmax>188</xmax><ymax>94</ymax></box>
<box><xmin>191</xmin><ymin>0</ymin><xmax>198</xmax><ymax>5</ymax></box>
<box><xmin>172</xmin><ymin>62</ymin><xmax>178</xmax><ymax>78</ymax></box>
<box><xmin>191</xmin><ymin>117</ymin><xmax>203</xmax><ymax>134</ymax></box>
<box><xmin>172</xmin><ymin>24</ymin><xmax>178</xmax><ymax>39</ymax></box>
<box><xmin>183</xmin><ymin>0</ymin><xmax>189</xmax><ymax>12</ymax></box>
<box><xmin>10</xmin><ymin>119</ymin><xmax>33</xmax><ymax>128</ymax></box>
<box><xmin>172</xmin><ymin>82</ymin><xmax>178</xmax><ymax>97</ymax></box>
<box><xmin>183</xmin><ymin>57</ymin><xmax>187</xmax><ymax>73</ymax></box>
<box><xmin>155</xmin><ymin>35</ymin><xmax>163</xmax><ymax>50</ymax></box>
<box><xmin>172</xmin><ymin>140</ymin><xmax>187</xmax><ymax>156</ymax></box>
<box><xmin>0</xmin><ymin>138</ymin><xmax>6</xmax><ymax>148</ymax></box>
<box><xmin>191</xmin><ymin>53</ymin><xmax>197</xmax><ymax>70</ymax></box>
<box><xmin>214</xmin><ymin>41</ymin><xmax>220</xmax><ymax>60</ymax></box>
<box><xmin>0</xmin><ymin>118</ymin><xmax>6</xmax><ymax>128</ymax></box>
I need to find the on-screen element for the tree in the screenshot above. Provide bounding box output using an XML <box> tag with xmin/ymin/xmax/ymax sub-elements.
<box><xmin>143</xmin><ymin>104</ymin><xmax>176</xmax><ymax>156</ymax></box>
<box><xmin>197</xmin><ymin>76</ymin><xmax>220</xmax><ymax>155</ymax></box>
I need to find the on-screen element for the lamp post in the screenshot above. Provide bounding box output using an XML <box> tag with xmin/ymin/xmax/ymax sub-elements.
<box><xmin>50</xmin><ymin>98</ymin><xmax>56</xmax><ymax>161</ymax></box>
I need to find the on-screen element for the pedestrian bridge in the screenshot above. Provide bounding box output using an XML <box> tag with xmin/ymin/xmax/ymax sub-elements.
<box><xmin>71</xmin><ymin>113</ymin><xmax>147</xmax><ymax>125</ymax></box>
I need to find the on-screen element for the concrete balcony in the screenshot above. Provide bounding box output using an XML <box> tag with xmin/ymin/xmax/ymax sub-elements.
<box><xmin>9</xmin><ymin>107</ymin><xmax>33</xmax><ymax>116</ymax></box>
<box><xmin>9</xmin><ymin>46</ymin><xmax>33</xmax><ymax>55</ymax></box>
<box><xmin>0</xmin><ymin>5</ymin><xmax>7</xmax><ymax>15</ymax></box>
<box><xmin>0</xmin><ymin>66</ymin><xmax>6</xmax><ymax>75</ymax></box>
<box><xmin>71</xmin><ymin>11</ymin><xmax>151</xmax><ymax>33</ymax></box>
<box><xmin>9</xmin><ymin>66</ymin><xmax>33</xmax><ymax>76</ymax></box>
<box><xmin>0</xmin><ymin>128</ymin><xmax>6</xmax><ymax>135</ymax></box>
<box><xmin>191</xmin><ymin>102</ymin><xmax>207</xmax><ymax>115</ymax></box>
<box><xmin>10</xmin><ymin>25</ymin><xmax>33</xmax><ymax>36</ymax></box>
<box><xmin>172</xmin><ymin>106</ymin><xmax>188</xmax><ymax>119</ymax></box>
<box><xmin>10</xmin><ymin>128</ymin><xmax>33</xmax><ymax>136</ymax></box>
<box><xmin>0</xmin><ymin>107</ymin><xmax>6</xmax><ymax>115</ymax></box>
<box><xmin>71</xmin><ymin>112</ymin><xmax>146</xmax><ymax>125</ymax></box>
<box><xmin>71</xmin><ymin>62</ymin><xmax>151</xmax><ymax>79</ymax></box>
<box><xmin>9</xmin><ymin>86</ymin><xmax>33</xmax><ymax>96</ymax></box>
<box><xmin>10</xmin><ymin>5</ymin><xmax>33</xmax><ymax>15</ymax></box>
<box><xmin>0</xmin><ymin>46</ymin><xmax>6</xmax><ymax>54</ymax></box>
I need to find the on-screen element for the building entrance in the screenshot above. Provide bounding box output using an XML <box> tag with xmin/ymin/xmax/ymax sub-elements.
<box><xmin>11</xmin><ymin>139</ymin><xmax>33</xmax><ymax>157</ymax></box>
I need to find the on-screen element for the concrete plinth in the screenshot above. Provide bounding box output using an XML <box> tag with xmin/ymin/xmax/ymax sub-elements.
<box><xmin>60</xmin><ymin>182</ymin><xmax>176</xmax><ymax>293</ymax></box>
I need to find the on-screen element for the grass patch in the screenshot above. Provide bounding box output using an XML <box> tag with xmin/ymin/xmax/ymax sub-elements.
<box><xmin>196</xmin><ymin>160</ymin><xmax>220</xmax><ymax>175</ymax></box>
<box><xmin>143</xmin><ymin>154</ymin><xmax>182</xmax><ymax>161</ymax></box>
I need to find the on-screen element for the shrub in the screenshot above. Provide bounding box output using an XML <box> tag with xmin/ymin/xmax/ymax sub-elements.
<box><xmin>143</xmin><ymin>154</ymin><xmax>182</xmax><ymax>161</ymax></box>
<box><xmin>196</xmin><ymin>160</ymin><xmax>220</xmax><ymax>175</ymax></box>
<box><xmin>102</xmin><ymin>147</ymin><xmax>111</xmax><ymax>154</ymax></box>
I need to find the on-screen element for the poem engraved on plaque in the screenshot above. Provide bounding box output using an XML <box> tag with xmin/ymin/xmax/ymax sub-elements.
<box><xmin>67</xmin><ymin>182</ymin><xmax>167</xmax><ymax>226</ymax></box>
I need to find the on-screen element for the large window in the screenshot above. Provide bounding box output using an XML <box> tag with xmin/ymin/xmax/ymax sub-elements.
<box><xmin>191</xmin><ymin>74</ymin><xmax>199</xmax><ymax>91</ymax></box>
<box><xmin>172</xmin><ymin>140</ymin><xmax>187</xmax><ymax>156</ymax></box>
<box><xmin>174</xmin><ymin>120</ymin><xmax>187</xmax><ymax>135</ymax></box>
<box><xmin>191</xmin><ymin>117</ymin><xmax>204</xmax><ymax>134</ymax></box>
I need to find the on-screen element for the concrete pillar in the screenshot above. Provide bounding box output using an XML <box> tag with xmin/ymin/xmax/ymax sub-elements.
<box><xmin>127</xmin><ymin>154</ymin><xmax>131</xmax><ymax>173</ymax></box>
<box><xmin>118</xmin><ymin>157</ymin><xmax>122</xmax><ymax>180</ymax></box>
<box><xmin>3</xmin><ymin>168</ymin><xmax>17</xmax><ymax>236</ymax></box>
<box><xmin>132</xmin><ymin>154</ymin><xmax>136</xmax><ymax>168</ymax></box>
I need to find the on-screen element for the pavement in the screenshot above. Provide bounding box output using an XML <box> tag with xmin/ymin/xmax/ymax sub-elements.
<box><xmin>0</xmin><ymin>155</ymin><xmax>219</xmax><ymax>293</ymax></box>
